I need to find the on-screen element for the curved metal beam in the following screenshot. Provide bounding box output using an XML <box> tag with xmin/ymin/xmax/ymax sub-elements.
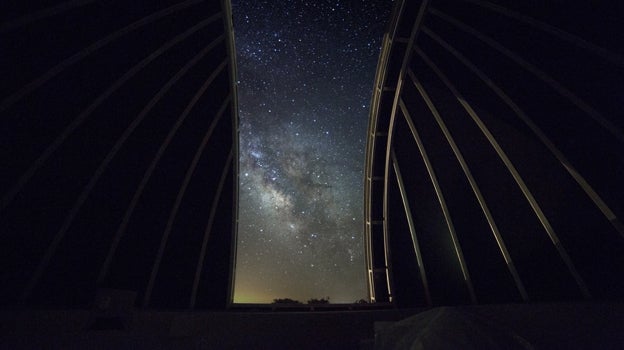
<box><xmin>95</xmin><ymin>62</ymin><xmax>228</xmax><ymax>287</ymax></box>
<box><xmin>418</xmin><ymin>29</ymin><xmax>591</xmax><ymax>298</ymax></box>
<box><xmin>407</xmin><ymin>65</ymin><xmax>529</xmax><ymax>302</ymax></box>
<box><xmin>390</xmin><ymin>149</ymin><xmax>432</xmax><ymax>306</ymax></box>
<box><xmin>457</xmin><ymin>0</ymin><xmax>624</xmax><ymax>68</ymax></box>
<box><xmin>2</xmin><ymin>12</ymin><xmax>222</xmax><ymax>212</ymax></box>
<box><xmin>143</xmin><ymin>97</ymin><xmax>230</xmax><ymax>307</ymax></box>
<box><xmin>190</xmin><ymin>150</ymin><xmax>233</xmax><ymax>309</ymax></box>
<box><xmin>420</xmin><ymin>29</ymin><xmax>624</xmax><ymax>239</ymax></box>
<box><xmin>20</xmin><ymin>19</ymin><xmax>224</xmax><ymax>301</ymax></box>
<box><xmin>378</xmin><ymin>0</ymin><xmax>432</xmax><ymax>304</ymax></box>
<box><xmin>428</xmin><ymin>8</ymin><xmax>624</xmax><ymax>144</ymax></box>
<box><xmin>22</xmin><ymin>34</ymin><xmax>222</xmax><ymax>298</ymax></box>
<box><xmin>399</xmin><ymin>98</ymin><xmax>478</xmax><ymax>304</ymax></box>
<box><xmin>0</xmin><ymin>0</ymin><xmax>205</xmax><ymax>112</ymax></box>
<box><xmin>0</xmin><ymin>0</ymin><xmax>97</xmax><ymax>33</ymax></box>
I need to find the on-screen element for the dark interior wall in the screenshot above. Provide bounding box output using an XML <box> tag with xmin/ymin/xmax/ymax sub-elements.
<box><xmin>1</xmin><ymin>0</ymin><xmax>237</xmax><ymax>309</ymax></box>
<box><xmin>365</xmin><ymin>0</ymin><xmax>624</xmax><ymax>307</ymax></box>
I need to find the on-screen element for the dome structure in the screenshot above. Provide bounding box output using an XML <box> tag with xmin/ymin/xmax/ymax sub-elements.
<box><xmin>1</xmin><ymin>0</ymin><xmax>624</xmax><ymax>348</ymax></box>
<box><xmin>1</xmin><ymin>0</ymin><xmax>238</xmax><ymax>309</ymax></box>
<box><xmin>365</xmin><ymin>0</ymin><xmax>624</xmax><ymax>307</ymax></box>
<box><xmin>2</xmin><ymin>0</ymin><xmax>623</xmax><ymax>313</ymax></box>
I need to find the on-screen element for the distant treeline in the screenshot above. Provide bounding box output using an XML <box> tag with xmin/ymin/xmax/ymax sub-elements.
<box><xmin>272</xmin><ymin>297</ymin><xmax>369</xmax><ymax>304</ymax></box>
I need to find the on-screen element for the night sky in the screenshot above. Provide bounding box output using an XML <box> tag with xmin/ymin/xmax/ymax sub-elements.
<box><xmin>231</xmin><ymin>0</ymin><xmax>393</xmax><ymax>303</ymax></box>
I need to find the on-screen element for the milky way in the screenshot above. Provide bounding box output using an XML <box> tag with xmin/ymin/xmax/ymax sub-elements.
<box><xmin>232</xmin><ymin>0</ymin><xmax>392</xmax><ymax>303</ymax></box>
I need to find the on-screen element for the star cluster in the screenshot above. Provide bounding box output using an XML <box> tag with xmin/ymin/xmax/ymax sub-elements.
<box><xmin>232</xmin><ymin>0</ymin><xmax>392</xmax><ymax>303</ymax></box>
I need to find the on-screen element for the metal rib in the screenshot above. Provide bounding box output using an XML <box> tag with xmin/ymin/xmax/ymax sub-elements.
<box><xmin>19</xmin><ymin>23</ymin><xmax>223</xmax><ymax>302</ymax></box>
<box><xmin>428</xmin><ymin>8</ymin><xmax>624</xmax><ymax>144</ymax></box>
<box><xmin>25</xmin><ymin>36</ymin><xmax>223</xmax><ymax>298</ymax></box>
<box><xmin>190</xmin><ymin>150</ymin><xmax>233</xmax><ymax>309</ymax></box>
<box><xmin>363</xmin><ymin>16</ymin><xmax>396</xmax><ymax>303</ymax></box>
<box><xmin>143</xmin><ymin>97</ymin><xmax>230</xmax><ymax>307</ymax></box>
<box><xmin>0</xmin><ymin>0</ymin><xmax>97</xmax><ymax>33</ymax></box>
<box><xmin>457</xmin><ymin>0</ymin><xmax>624</xmax><ymax>68</ymax></box>
<box><xmin>222</xmin><ymin>0</ymin><xmax>240</xmax><ymax>306</ymax></box>
<box><xmin>16</xmin><ymin>34</ymin><xmax>223</xmax><ymax>297</ymax></box>
<box><xmin>420</xmin><ymin>28</ymin><xmax>624</xmax><ymax>239</ymax></box>
<box><xmin>96</xmin><ymin>61</ymin><xmax>228</xmax><ymax>286</ymax></box>
<box><xmin>0</xmin><ymin>0</ymin><xmax>204</xmax><ymax>112</ymax></box>
<box><xmin>2</xmin><ymin>13</ymin><xmax>222</xmax><ymax>213</ymax></box>
<box><xmin>399</xmin><ymin>99</ymin><xmax>478</xmax><ymax>304</ymax></box>
<box><xmin>407</xmin><ymin>64</ymin><xmax>529</xmax><ymax>302</ymax></box>
<box><xmin>380</xmin><ymin>0</ymin><xmax>432</xmax><ymax>304</ymax></box>
<box><xmin>391</xmin><ymin>149</ymin><xmax>432</xmax><ymax>306</ymax></box>
<box><xmin>418</xmin><ymin>28</ymin><xmax>591</xmax><ymax>298</ymax></box>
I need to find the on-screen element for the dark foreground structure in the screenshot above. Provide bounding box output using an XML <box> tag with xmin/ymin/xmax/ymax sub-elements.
<box><xmin>365</xmin><ymin>0</ymin><xmax>624</xmax><ymax>307</ymax></box>
<box><xmin>1</xmin><ymin>0</ymin><xmax>623</xmax><ymax>348</ymax></box>
<box><xmin>1</xmin><ymin>0</ymin><xmax>237</xmax><ymax>310</ymax></box>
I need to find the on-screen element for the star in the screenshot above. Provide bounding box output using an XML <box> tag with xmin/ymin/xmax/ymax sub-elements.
<box><xmin>232</xmin><ymin>0</ymin><xmax>392</xmax><ymax>304</ymax></box>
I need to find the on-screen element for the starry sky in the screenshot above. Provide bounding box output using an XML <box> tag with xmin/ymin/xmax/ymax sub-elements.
<box><xmin>231</xmin><ymin>0</ymin><xmax>393</xmax><ymax>304</ymax></box>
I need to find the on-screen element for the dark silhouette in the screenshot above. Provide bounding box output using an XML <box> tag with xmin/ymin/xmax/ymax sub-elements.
<box><xmin>307</xmin><ymin>297</ymin><xmax>330</xmax><ymax>305</ymax></box>
<box><xmin>272</xmin><ymin>298</ymin><xmax>302</xmax><ymax>304</ymax></box>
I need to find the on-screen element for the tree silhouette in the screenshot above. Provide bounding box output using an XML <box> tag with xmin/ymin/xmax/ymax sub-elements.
<box><xmin>272</xmin><ymin>298</ymin><xmax>302</xmax><ymax>304</ymax></box>
<box><xmin>306</xmin><ymin>297</ymin><xmax>330</xmax><ymax>305</ymax></box>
